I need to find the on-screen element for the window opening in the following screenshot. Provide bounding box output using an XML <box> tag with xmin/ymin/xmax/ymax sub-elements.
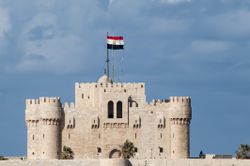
<box><xmin>159</xmin><ymin>147</ymin><xmax>163</xmax><ymax>153</ymax></box>
<box><xmin>117</xmin><ymin>101</ymin><xmax>122</xmax><ymax>118</ymax></box>
<box><xmin>108</xmin><ymin>101</ymin><xmax>114</xmax><ymax>118</ymax></box>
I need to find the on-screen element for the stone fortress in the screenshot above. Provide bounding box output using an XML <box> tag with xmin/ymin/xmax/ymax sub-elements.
<box><xmin>25</xmin><ymin>74</ymin><xmax>192</xmax><ymax>160</ymax></box>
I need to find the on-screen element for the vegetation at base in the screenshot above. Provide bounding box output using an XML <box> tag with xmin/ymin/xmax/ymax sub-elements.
<box><xmin>0</xmin><ymin>155</ymin><xmax>7</xmax><ymax>160</ymax></box>
<box><xmin>120</xmin><ymin>140</ymin><xmax>136</xmax><ymax>159</ymax></box>
<box><xmin>61</xmin><ymin>146</ymin><xmax>74</xmax><ymax>159</ymax></box>
<box><xmin>236</xmin><ymin>144</ymin><xmax>250</xmax><ymax>159</ymax></box>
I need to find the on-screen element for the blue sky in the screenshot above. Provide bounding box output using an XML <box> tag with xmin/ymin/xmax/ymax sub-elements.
<box><xmin>0</xmin><ymin>0</ymin><xmax>250</xmax><ymax>157</ymax></box>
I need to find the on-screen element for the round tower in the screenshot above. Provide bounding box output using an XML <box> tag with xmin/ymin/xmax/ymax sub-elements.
<box><xmin>169</xmin><ymin>96</ymin><xmax>192</xmax><ymax>159</ymax></box>
<box><xmin>25</xmin><ymin>97</ymin><xmax>62</xmax><ymax>159</ymax></box>
<box><xmin>25</xmin><ymin>99</ymin><xmax>39</xmax><ymax>159</ymax></box>
<box><xmin>39</xmin><ymin>97</ymin><xmax>62</xmax><ymax>159</ymax></box>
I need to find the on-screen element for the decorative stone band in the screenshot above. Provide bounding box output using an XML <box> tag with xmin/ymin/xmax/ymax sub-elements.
<box><xmin>26</xmin><ymin>120</ymin><xmax>39</xmax><ymax>127</ymax></box>
<box><xmin>91</xmin><ymin>124</ymin><xmax>99</xmax><ymax>129</ymax></box>
<box><xmin>41</xmin><ymin>118</ymin><xmax>60</xmax><ymax>126</ymax></box>
<box><xmin>133</xmin><ymin>123</ymin><xmax>141</xmax><ymax>129</ymax></box>
<box><xmin>170</xmin><ymin>118</ymin><xmax>191</xmax><ymax>125</ymax></box>
<box><xmin>26</xmin><ymin>119</ymin><xmax>60</xmax><ymax>127</ymax></box>
<box><xmin>157</xmin><ymin>124</ymin><xmax>165</xmax><ymax>128</ymax></box>
<box><xmin>67</xmin><ymin>124</ymin><xmax>75</xmax><ymax>129</ymax></box>
<box><xmin>103</xmin><ymin>123</ymin><xmax>129</xmax><ymax>128</ymax></box>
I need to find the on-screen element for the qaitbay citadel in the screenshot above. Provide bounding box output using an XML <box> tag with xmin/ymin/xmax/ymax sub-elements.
<box><xmin>2</xmin><ymin>36</ymin><xmax>250</xmax><ymax>166</ymax></box>
<box><xmin>25</xmin><ymin>75</ymin><xmax>192</xmax><ymax>160</ymax></box>
<box><xmin>25</xmin><ymin>35</ymin><xmax>192</xmax><ymax>161</ymax></box>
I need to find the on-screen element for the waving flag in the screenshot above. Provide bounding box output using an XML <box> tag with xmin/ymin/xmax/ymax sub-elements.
<box><xmin>107</xmin><ymin>36</ymin><xmax>124</xmax><ymax>50</ymax></box>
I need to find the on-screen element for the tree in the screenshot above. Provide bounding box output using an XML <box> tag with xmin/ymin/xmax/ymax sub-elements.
<box><xmin>61</xmin><ymin>146</ymin><xmax>74</xmax><ymax>159</ymax></box>
<box><xmin>236</xmin><ymin>144</ymin><xmax>250</xmax><ymax>159</ymax></box>
<box><xmin>0</xmin><ymin>155</ymin><xmax>7</xmax><ymax>160</ymax></box>
<box><xmin>120</xmin><ymin>140</ymin><xmax>136</xmax><ymax>159</ymax></box>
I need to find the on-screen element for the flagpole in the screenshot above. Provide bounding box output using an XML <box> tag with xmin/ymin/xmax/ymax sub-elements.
<box><xmin>112</xmin><ymin>45</ymin><xmax>114</xmax><ymax>82</ymax></box>
<box><xmin>106</xmin><ymin>32</ymin><xmax>110</xmax><ymax>79</ymax></box>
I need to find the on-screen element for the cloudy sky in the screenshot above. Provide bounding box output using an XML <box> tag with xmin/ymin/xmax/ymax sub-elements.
<box><xmin>0</xmin><ymin>0</ymin><xmax>250</xmax><ymax>157</ymax></box>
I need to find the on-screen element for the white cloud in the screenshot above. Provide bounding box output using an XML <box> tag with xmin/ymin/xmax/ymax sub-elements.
<box><xmin>159</xmin><ymin>0</ymin><xmax>191</xmax><ymax>4</ymax></box>
<box><xmin>1</xmin><ymin>0</ymin><xmax>250</xmax><ymax>76</ymax></box>
<box><xmin>149</xmin><ymin>18</ymin><xmax>189</xmax><ymax>34</ymax></box>
<box><xmin>190</xmin><ymin>40</ymin><xmax>232</xmax><ymax>55</ymax></box>
<box><xmin>13</xmin><ymin>35</ymin><xmax>89</xmax><ymax>74</ymax></box>
<box><xmin>23</xmin><ymin>12</ymin><xmax>57</xmax><ymax>36</ymax></box>
<box><xmin>35</xmin><ymin>0</ymin><xmax>57</xmax><ymax>9</ymax></box>
<box><xmin>208</xmin><ymin>10</ymin><xmax>250</xmax><ymax>37</ymax></box>
<box><xmin>0</xmin><ymin>8</ymin><xmax>11</xmax><ymax>38</ymax></box>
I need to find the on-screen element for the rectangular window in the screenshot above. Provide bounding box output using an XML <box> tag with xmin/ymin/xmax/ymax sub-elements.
<box><xmin>159</xmin><ymin>147</ymin><xmax>163</xmax><ymax>153</ymax></box>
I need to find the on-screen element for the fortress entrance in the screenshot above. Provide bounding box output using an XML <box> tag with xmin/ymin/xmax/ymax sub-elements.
<box><xmin>109</xmin><ymin>149</ymin><xmax>121</xmax><ymax>158</ymax></box>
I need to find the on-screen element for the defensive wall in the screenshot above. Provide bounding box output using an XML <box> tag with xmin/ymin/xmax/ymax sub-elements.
<box><xmin>1</xmin><ymin>159</ymin><xmax>250</xmax><ymax>166</ymax></box>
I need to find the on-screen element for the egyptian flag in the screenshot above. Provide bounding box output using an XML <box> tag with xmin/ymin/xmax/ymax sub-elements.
<box><xmin>107</xmin><ymin>36</ymin><xmax>124</xmax><ymax>50</ymax></box>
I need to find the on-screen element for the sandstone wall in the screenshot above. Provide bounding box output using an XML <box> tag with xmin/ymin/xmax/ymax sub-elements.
<box><xmin>1</xmin><ymin>159</ymin><xmax>250</xmax><ymax>166</ymax></box>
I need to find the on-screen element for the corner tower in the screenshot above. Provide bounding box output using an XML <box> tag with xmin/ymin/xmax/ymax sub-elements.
<box><xmin>25</xmin><ymin>97</ymin><xmax>62</xmax><ymax>159</ymax></box>
<box><xmin>169</xmin><ymin>96</ymin><xmax>192</xmax><ymax>159</ymax></box>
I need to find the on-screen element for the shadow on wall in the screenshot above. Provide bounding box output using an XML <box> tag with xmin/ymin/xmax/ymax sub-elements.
<box><xmin>128</xmin><ymin>160</ymin><xmax>132</xmax><ymax>166</ymax></box>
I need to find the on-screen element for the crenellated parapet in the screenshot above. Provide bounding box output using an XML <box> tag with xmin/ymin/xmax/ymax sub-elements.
<box><xmin>148</xmin><ymin>99</ymin><xmax>170</xmax><ymax>107</ymax></box>
<box><xmin>26</xmin><ymin>97</ymin><xmax>61</xmax><ymax>106</ymax></box>
<box><xmin>76</xmin><ymin>82</ymin><xmax>145</xmax><ymax>90</ymax></box>
<box><xmin>64</xmin><ymin>102</ymin><xmax>75</xmax><ymax>111</ymax></box>
<box><xmin>25</xmin><ymin>97</ymin><xmax>62</xmax><ymax>122</ymax></box>
<box><xmin>169</xmin><ymin>96</ymin><xmax>191</xmax><ymax>106</ymax></box>
<box><xmin>75</xmin><ymin>82</ymin><xmax>145</xmax><ymax>98</ymax></box>
<box><xmin>168</xmin><ymin>96</ymin><xmax>192</xmax><ymax>120</ymax></box>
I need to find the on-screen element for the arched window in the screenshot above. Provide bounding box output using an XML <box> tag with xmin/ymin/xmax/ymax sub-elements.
<box><xmin>117</xmin><ymin>101</ymin><xmax>122</xmax><ymax>118</ymax></box>
<box><xmin>108</xmin><ymin>101</ymin><xmax>114</xmax><ymax>118</ymax></box>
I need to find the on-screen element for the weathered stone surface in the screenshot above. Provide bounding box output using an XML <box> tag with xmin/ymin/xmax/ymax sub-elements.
<box><xmin>25</xmin><ymin>75</ymin><xmax>192</xmax><ymax>159</ymax></box>
<box><xmin>1</xmin><ymin>159</ymin><xmax>250</xmax><ymax>166</ymax></box>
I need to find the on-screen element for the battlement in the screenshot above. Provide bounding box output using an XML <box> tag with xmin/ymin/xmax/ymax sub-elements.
<box><xmin>169</xmin><ymin>96</ymin><xmax>191</xmax><ymax>105</ymax></box>
<box><xmin>64</xmin><ymin>102</ymin><xmax>75</xmax><ymax>110</ymax></box>
<box><xmin>148</xmin><ymin>97</ymin><xmax>191</xmax><ymax>106</ymax></box>
<box><xmin>149</xmin><ymin>99</ymin><xmax>170</xmax><ymax>106</ymax></box>
<box><xmin>75</xmin><ymin>82</ymin><xmax>145</xmax><ymax>91</ymax></box>
<box><xmin>26</xmin><ymin>97</ymin><xmax>62</xmax><ymax>122</ymax></box>
<box><xmin>26</xmin><ymin>97</ymin><xmax>61</xmax><ymax>106</ymax></box>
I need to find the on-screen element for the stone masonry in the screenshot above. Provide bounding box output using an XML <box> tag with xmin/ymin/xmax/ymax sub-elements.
<box><xmin>25</xmin><ymin>74</ymin><xmax>192</xmax><ymax>159</ymax></box>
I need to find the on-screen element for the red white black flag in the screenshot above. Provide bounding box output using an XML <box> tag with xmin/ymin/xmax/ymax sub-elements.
<box><xmin>107</xmin><ymin>36</ymin><xmax>124</xmax><ymax>50</ymax></box>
